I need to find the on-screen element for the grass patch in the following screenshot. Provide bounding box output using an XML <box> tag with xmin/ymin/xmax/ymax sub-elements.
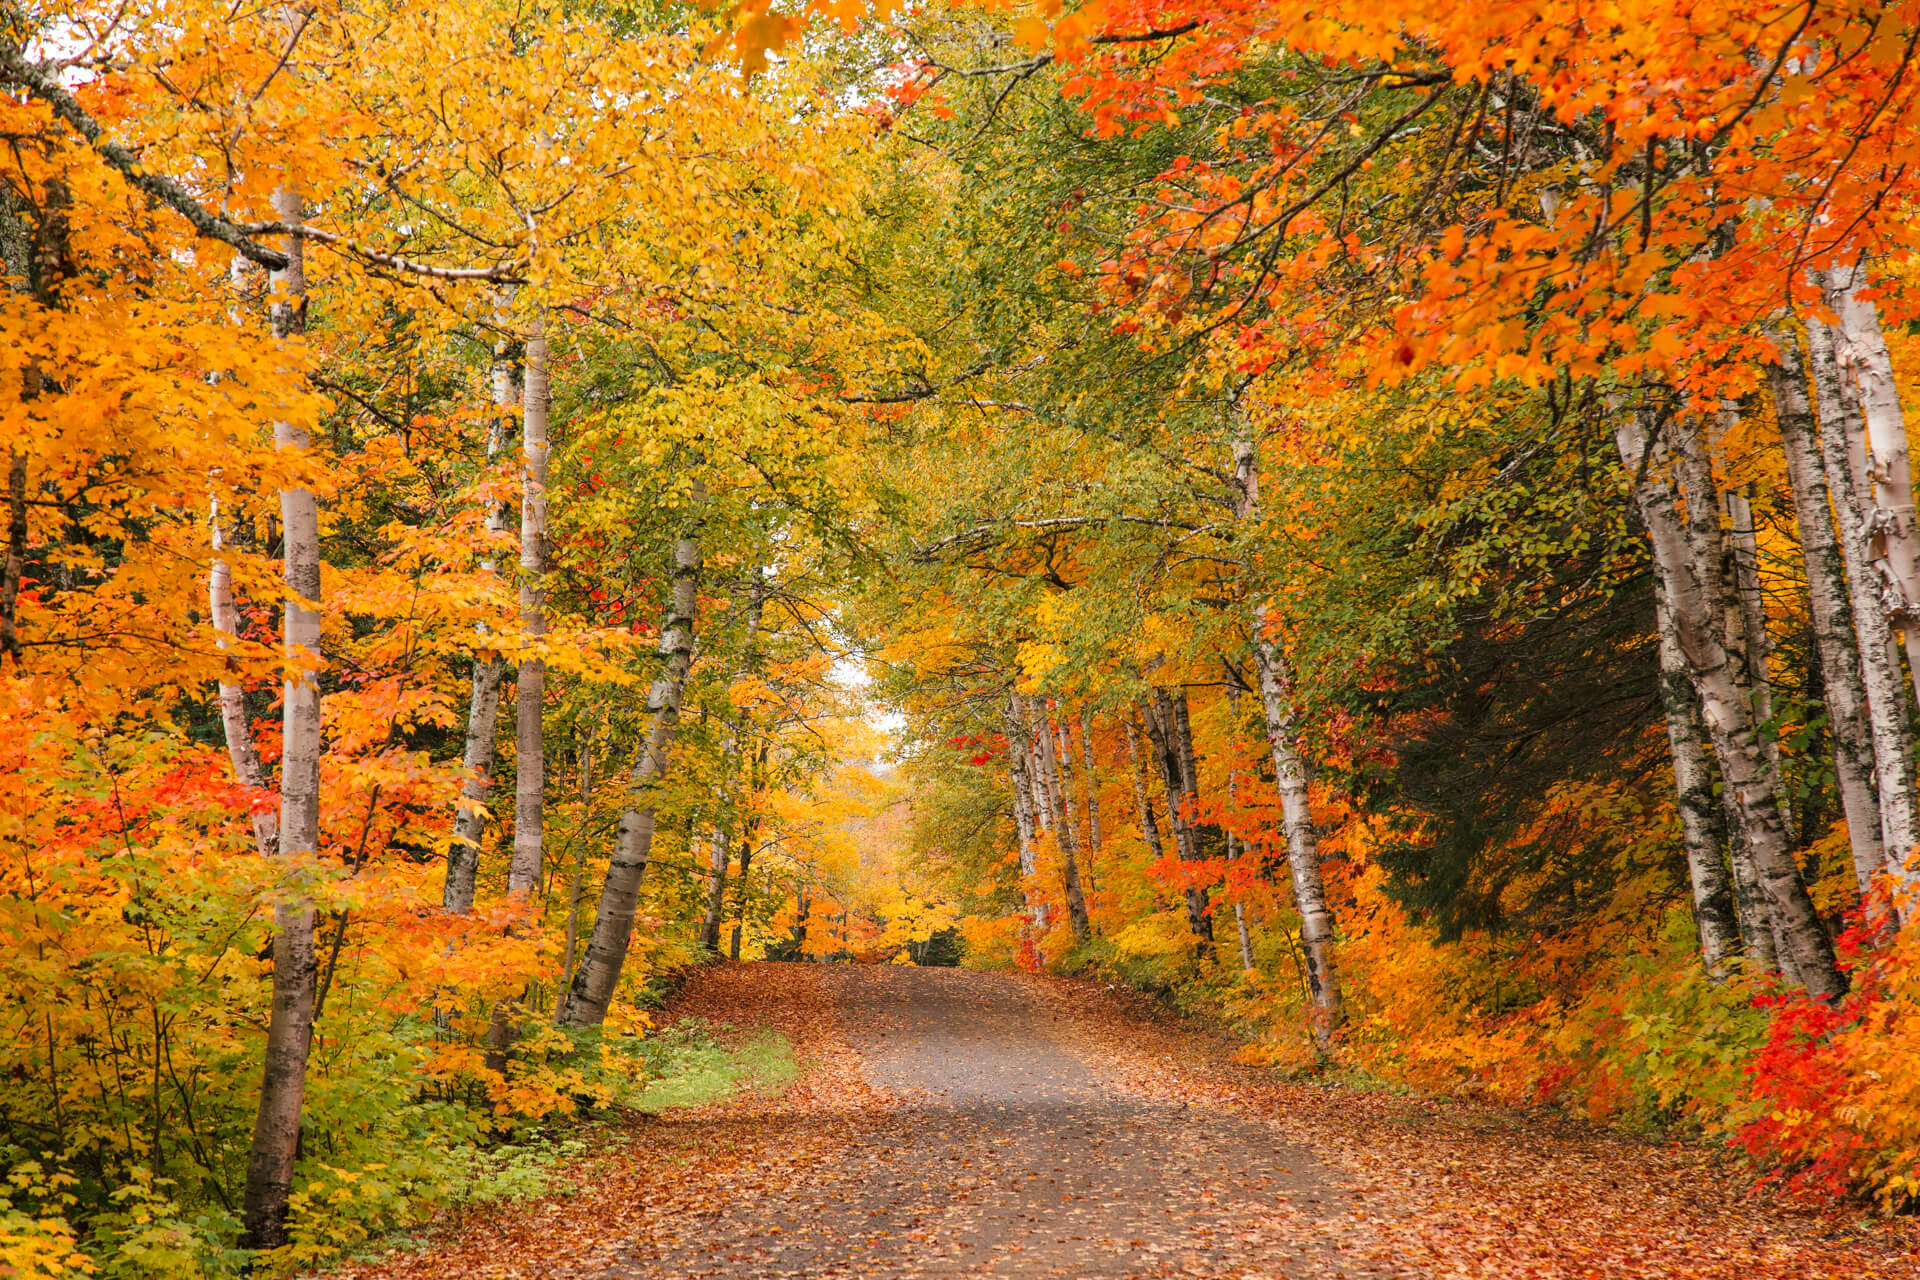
<box><xmin>628</xmin><ymin>1019</ymin><xmax>798</xmax><ymax>1114</ymax></box>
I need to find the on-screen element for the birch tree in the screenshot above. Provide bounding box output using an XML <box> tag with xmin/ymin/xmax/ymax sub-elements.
<box><xmin>1614</xmin><ymin>403</ymin><xmax>1844</xmax><ymax>1001</ymax></box>
<box><xmin>240</xmin><ymin>190</ymin><xmax>321</xmax><ymax>1251</ymax></box>
<box><xmin>561</xmin><ymin>480</ymin><xmax>706</xmax><ymax>1027</ymax></box>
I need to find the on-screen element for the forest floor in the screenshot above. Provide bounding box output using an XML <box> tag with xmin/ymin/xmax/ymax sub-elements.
<box><xmin>337</xmin><ymin>962</ymin><xmax>1920</xmax><ymax>1279</ymax></box>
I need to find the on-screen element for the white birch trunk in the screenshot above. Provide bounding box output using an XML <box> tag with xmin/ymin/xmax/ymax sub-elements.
<box><xmin>1249</xmin><ymin>612</ymin><xmax>1345</xmax><ymax>1038</ymax></box>
<box><xmin>1654</xmin><ymin>591</ymin><xmax>1741</xmax><ymax>974</ymax></box>
<box><xmin>446</xmin><ymin>327</ymin><xmax>518</xmax><ymax>913</ymax></box>
<box><xmin>1769</xmin><ymin>344</ymin><xmax>1887</xmax><ymax>891</ymax></box>
<box><xmin>1808</xmin><ymin>314</ymin><xmax>1920</xmax><ymax>907</ymax></box>
<box><xmin>210</xmin><ymin>498</ymin><xmax>278</xmax><ymax>860</ymax></box>
<box><xmin>241</xmin><ymin>188</ymin><xmax>320</xmax><ymax>1251</ymax></box>
<box><xmin>1615</xmin><ymin>406</ymin><xmax>1844</xmax><ymax>999</ymax></box>
<box><xmin>560</xmin><ymin>480</ymin><xmax>706</xmax><ymax>1026</ymax></box>
<box><xmin>1006</xmin><ymin>693</ymin><xmax>1047</xmax><ymax>933</ymax></box>
<box><xmin>1232</xmin><ymin>433</ymin><xmax>1342</xmax><ymax>1036</ymax></box>
<box><xmin>1725</xmin><ymin>487</ymin><xmax>1793</xmax><ymax>841</ymax></box>
<box><xmin>510</xmin><ymin>312</ymin><xmax>549</xmax><ymax>896</ymax></box>
<box><xmin>1821</xmin><ymin>265</ymin><xmax>1920</xmax><ymax>717</ymax></box>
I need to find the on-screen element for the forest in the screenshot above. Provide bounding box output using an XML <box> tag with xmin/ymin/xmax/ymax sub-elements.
<box><xmin>5</xmin><ymin>0</ymin><xmax>1920</xmax><ymax>1274</ymax></box>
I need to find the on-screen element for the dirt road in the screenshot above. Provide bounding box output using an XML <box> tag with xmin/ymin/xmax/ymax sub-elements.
<box><xmin>345</xmin><ymin>963</ymin><xmax>1918</xmax><ymax>1280</ymax></box>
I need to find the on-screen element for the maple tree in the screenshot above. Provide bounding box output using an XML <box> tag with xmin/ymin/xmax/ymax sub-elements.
<box><xmin>8</xmin><ymin>0</ymin><xmax>1920</xmax><ymax>1273</ymax></box>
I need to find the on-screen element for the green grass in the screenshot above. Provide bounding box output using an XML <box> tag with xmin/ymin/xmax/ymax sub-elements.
<box><xmin>627</xmin><ymin>1020</ymin><xmax>798</xmax><ymax>1114</ymax></box>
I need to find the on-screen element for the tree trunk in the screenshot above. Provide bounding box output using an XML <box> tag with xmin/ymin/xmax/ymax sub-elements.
<box><xmin>1820</xmin><ymin>264</ymin><xmax>1920</xmax><ymax>715</ymax></box>
<box><xmin>730</xmin><ymin>835</ymin><xmax>753</xmax><ymax>961</ymax></box>
<box><xmin>1078</xmin><ymin>708</ymin><xmax>1101</xmax><ymax>883</ymax></box>
<box><xmin>1234</xmin><ymin>903</ymin><xmax>1255</xmax><ymax>970</ymax></box>
<box><xmin>210</xmin><ymin>498</ymin><xmax>279</xmax><ymax>860</ymax></box>
<box><xmin>1232</xmin><ymin>433</ymin><xmax>1343</xmax><ymax>1036</ymax></box>
<box><xmin>559</xmin><ymin>732</ymin><xmax>592</xmax><ymax>997</ymax></box>
<box><xmin>1035</xmin><ymin>702</ymin><xmax>1092</xmax><ymax>943</ymax></box>
<box><xmin>1724</xmin><ymin>486</ymin><xmax>1793</xmax><ymax>841</ymax></box>
<box><xmin>1142</xmin><ymin>691</ymin><xmax>1211</xmax><ymax>943</ymax></box>
<box><xmin>1654</xmin><ymin>591</ymin><xmax>1741</xmax><ymax>974</ymax></box>
<box><xmin>1249</xmin><ymin>611</ymin><xmax>1345</xmax><ymax>1039</ymax></box>
<box><xmin>1769</xmin><ymin>345</ymin><xmax>1887</xmax><ymax>892</ymax></box>
<box><xmin>242</xmin><ymin>189</ymin><xmax>320</xmax><ymax>1251</ymax></box>
<box><xmin>1124</xmin><ymin>716</ymin><xmax>1165</xmax><ymax>864</ymax></box>
<box><xmin>511</xmin><ymin>311</ymin><xmax>549</xmax><ymax>897</ymax></box>
<box><xmin>700</xmin><ymin>818</ymin><xmax>731</xmax><ymax>954</ymax></box>
<box><xmin>1808</xmin><ymin>314</ymin><xmax>1920</xmax><ymax>905</ymax></box>
<box><xmin>446</xmin><ymin>332</ymin><xmax>518</xmax><ymax>913</ymax></box>
<box><xmin>0</xmin><ymin>450</ymin><xmax>25</xmax><ymax>666</ymax></box>
<box><xmin>1006</xmin><ymin>693</ymin><xmax>1046</xmax><ymax>932</ymax></box>
<box><xmin>1054</xmin><ymin>716</ymin><xmax>1096</xmax><ymax>892</ymax></box>
<box><xmin>1615</xmin><ymin>405</ymin><xmax>1844</xmax><ymax>1000</ymax></box>
<box><xmin>701</xmin><ymin>589</ymin><xmax>765</xmax><ymax>954</ymax></box>
<box><xmin>791</xmin><ymin>886</ymin><xmax>810</xmax><ymax>957</ymax></box>
<box><xmin>559</xmin><ymin>480</ymin><xmax>706</xmax><ymax>1027</ymax></box>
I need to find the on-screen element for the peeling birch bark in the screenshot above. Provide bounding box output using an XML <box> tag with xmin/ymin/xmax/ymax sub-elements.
<box><xmin>1615</xmin><ymin>406</ymin><xmax>1844</xmax><ymax>1000</ymax></box>
<box><xmin>1808</xmin><ymin>314</ymin><xmax>1920</xmax><ymax>907</ymax></box>
<box><xmin>1821</xmin><ymin>265</ymin><xmax>1920</xmax><ymax>715</ymax></box>
<box><xmin>1769</xmin><ymin>343</ymin><xmax>1886</xmax><ymax>891</ymax></box>
<box><xmin>1654</xmin><ymin>591</ymin><xmax>1740</xmax><ymax>974</ymax></box>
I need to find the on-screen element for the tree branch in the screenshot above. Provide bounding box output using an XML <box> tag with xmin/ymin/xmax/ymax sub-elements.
<box><xmin>0</xmin><ymin>37</ymin><xmax>289</xmax><ymax>269</ymax></box>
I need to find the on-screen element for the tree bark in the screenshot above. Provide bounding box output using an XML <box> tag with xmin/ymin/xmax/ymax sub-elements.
<box><xmin>1820</xmin><ymin>264</ymin><xmax>1920</xmax><ymax>715</ymax></box>
<box><xmin>699</xmin><ymin>819</ymin><xmax>732</xmax><ymax>954</ymax></box>
<box><xmin>1724</xmin><ymin>486</ymin><xmax>1792</xmax><ymax>840</ymax></box>
<box><xmin>1123</xmin><ymin>716</ymin><xmax>1165</xmax><ymax>864</ymax></box>
<box><xmin>1615</xmin><ymin>405</ymin><xmax>1844</xmax><ymax>1000</ymax></box>
<box><xmin>1035</xmin><ymin>702</ymin><xmax>1092</xmax><ymax>943</ymax></box>
<box><xmin>1249</xmin><ymin>611</ymin><xmax>1345</xmax><ymax>1038</ymax></box>
<box><xmin>1808</xmin><ymin>314</ymin><xmax>1920</xmax><ymax>906</ymax></box>
<box><xmin>446</xmin><ymin>329</ymin><xmax>518</xmax><ymax>913</ymax></box>
<box><xmin>1078</xmin><ymin>708</ymin><xmax>1101</xmax><ymax>881</ymax></box>
<box><xmin>1142</xmin><ymin>691</ymin><xmax>1211</xmax><ymax>943</ymax></box>
<box><xmin>558</xmin><ymin>732</ymin><xmax>592</xmax><ymax>997</ymax></box>
<box><xmin>242</xmin><ymin>188</ymin><xmax>321</xmax><ymax>1251</ymax></box>
<box><xmin>1006</xmin><ymin>693</ymin><xmax>1046</xmax><ymax>932</ymax></box>
<box><xmin>1</xmin><ymin>450</ymin><xmax>26</xmax><ymax>666</ymax></box>
<box><xmin>210</xmin><ymin>497</ymin><xmax>279</xmax><ymax>860</ymax></box>
<box><xmin>1769</xmin><ymin>344</ymin><xmax>1887</xmax><ymax>892</ymax></box>
<box><xmin>1654</xmin><ymin>591</ymin><xmax>1741</xmax><ymax>975</ymax></box>
<box><xmin>511</xmin><ymin>311</ymin><xmax>549</xmax><ymax>897</ymax></box>
<box><xmin>559</xmin><ymin>480</ymin><xmax>706</xmax><ymax>1027</ymax></box>
<box><xmin>1232</xmin><ymin>432</ymin><xmax>1343</xmax><ymax>1037</ymax></box>
<box><xmin>730</xmin><ymin>836</ymin><xmax>753</xmax><ymax>961</ymax></box>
